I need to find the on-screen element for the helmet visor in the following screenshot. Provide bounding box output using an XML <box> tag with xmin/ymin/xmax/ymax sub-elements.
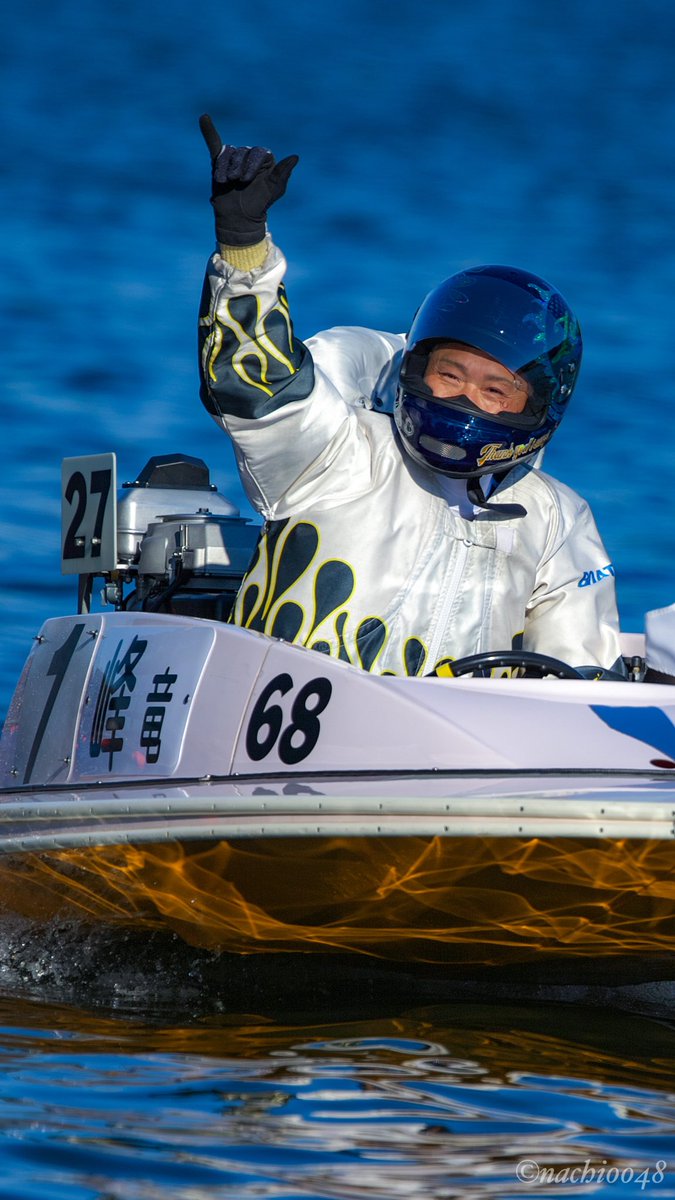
<box><xmin>401</xmin><ymin>352</ymin><xmax>546</xmax><ymax>430</ymax></box>
<box><xmin>395</xmin><ymin>389</ymin><xmax>554</xmax><ymax>477</ymax></box>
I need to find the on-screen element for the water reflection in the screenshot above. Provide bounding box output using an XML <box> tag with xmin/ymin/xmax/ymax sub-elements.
<box><xmin>0</xmin><ymin>990</ymin><xmax>673</xmax><ymax>1199</ymax></box>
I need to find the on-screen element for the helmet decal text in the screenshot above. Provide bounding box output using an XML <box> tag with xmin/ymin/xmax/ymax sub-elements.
<box><xmin>476</xmin><ymin>432</ymin><xmax>552</xmax><ymax>468</ymax></box>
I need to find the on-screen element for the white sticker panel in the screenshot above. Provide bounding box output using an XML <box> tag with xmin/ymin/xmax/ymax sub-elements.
<box><xmin>232</xmin><ymin>641</ymin><xmax>359</xmax><ymax>774</ymax></box>
<box><xmin>73</xmin><ymin>620</ymin><xmax>215</xmax><ymax>780</ymax></box>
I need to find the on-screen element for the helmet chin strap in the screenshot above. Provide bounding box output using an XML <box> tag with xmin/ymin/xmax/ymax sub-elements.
<box><xmin>466</xmin><ymin>474</ymin><xmax>527</xmax><ymax>520</ymax></box>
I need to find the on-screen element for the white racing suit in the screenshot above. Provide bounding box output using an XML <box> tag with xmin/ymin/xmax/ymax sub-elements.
<box><xmin>198</xmin><ymin>241</ymin><xmax>622</xmax><ymax>676</ymax></box>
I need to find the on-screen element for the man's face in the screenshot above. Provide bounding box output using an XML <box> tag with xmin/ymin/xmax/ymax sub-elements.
<box><xmin>423</xmin><ymin>343</ymin><xmax>529</xmax><ymax>415</ymax></box>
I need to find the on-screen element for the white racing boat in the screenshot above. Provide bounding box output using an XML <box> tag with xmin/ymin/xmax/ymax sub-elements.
<box><xmin>0</xmin><ymin>452</ymin><xmax>674</xmax><ymax>976</ymax></box>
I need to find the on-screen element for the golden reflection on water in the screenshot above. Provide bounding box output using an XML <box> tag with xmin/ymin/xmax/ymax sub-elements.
<box><xmin>0</xmin><ymin>994</ymin><xmax>674</xmax><ymax>1098</ymax></box>
<box><xmin>0</xmin><ymin>834</ymin><xmax>674</xmax><ymax>964</ymax></box>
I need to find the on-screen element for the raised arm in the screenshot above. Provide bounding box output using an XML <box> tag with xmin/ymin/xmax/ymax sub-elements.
<box><xmin>197</xmin><ymin>118</ymin><xmax>404</xmax><ymax>518</ymax></box>
<box><xmin>198</xmin><ymin>114</ymin><xmax>315</xmax><ymax>429</ymax></box>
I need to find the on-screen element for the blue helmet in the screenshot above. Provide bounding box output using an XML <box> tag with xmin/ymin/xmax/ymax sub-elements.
<box><xmin>394</xmin><ymin>265</ymin><xmax>582</xmax><ymax>478</ymax></box>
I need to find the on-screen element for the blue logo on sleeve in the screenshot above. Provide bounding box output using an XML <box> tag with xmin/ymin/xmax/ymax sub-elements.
<box><xmin>578</xmin><ymin>564</ymin><xmax>615</xmax><ymax>588</ymax></box>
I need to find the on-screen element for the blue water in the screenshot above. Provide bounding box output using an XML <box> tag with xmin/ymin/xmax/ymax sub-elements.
<box><xmin>0</xmin><ymin>990</ymin><xmax>674</xmax><ymax>1200</ymax></box>
<box><xmin>2</xmin><ymin>0</ymin><xmax>675</xmax><ymax>1194</ymax></box>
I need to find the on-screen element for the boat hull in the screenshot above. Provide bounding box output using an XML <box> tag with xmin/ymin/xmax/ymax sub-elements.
<box><xmin>2</xmin><ymin>611</ymin><xmax>675</xmax><ymax>971</ymax></box>
<box><xmin>2</xmin><ymin>823</ymin><xmax>673</xmax><ymax>967</ymax></box>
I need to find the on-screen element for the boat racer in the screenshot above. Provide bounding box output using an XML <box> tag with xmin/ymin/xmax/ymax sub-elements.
<box><xmin>196</xmin><ymin>116</ymin><xmax>623</xmax><ymax>678</ymax></box>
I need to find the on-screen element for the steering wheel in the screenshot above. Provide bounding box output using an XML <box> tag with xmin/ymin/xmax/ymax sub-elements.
<box><xmin>444</xmin><ymin>650</ymin><xmax>586</xmax><ymax>679</ymax></box>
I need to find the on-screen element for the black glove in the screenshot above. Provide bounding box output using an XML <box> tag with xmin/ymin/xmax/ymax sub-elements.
<box><xmin>199</xmin><ymin>114</ymin><xmax>299</xmax><ymax>246</ymax></box>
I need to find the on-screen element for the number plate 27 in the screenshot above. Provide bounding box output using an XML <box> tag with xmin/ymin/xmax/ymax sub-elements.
<box><xmin>61</xmin><ymin>453</ymin><xmax>117</xmax><ymax>574</ymax></box>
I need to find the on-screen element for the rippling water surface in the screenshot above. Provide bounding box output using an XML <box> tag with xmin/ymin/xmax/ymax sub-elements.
<box><xmin>1</xmin><ymin>966</ymin><xmax>675</xmax><ymax>1200</ymax></box>
<box><xmin>3</xmin><ymin>0</ymin><xmax>675</xmax><ymax>1194</ymax></box>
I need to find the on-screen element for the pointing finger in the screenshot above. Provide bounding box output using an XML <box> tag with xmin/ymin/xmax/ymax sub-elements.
<box><xmin>199</xmin><ymin>113</ymin><xmax>223</xmax><ymax>161</ymax></box>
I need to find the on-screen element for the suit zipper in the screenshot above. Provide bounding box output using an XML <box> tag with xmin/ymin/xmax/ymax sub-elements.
<box><xmin>425</xmin><ymin>537</ymin><xmax>472</xmax><ymax>670</ymax></box>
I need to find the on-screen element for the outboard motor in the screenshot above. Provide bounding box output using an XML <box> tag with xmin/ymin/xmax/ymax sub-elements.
<box><xmin>62</xmin><ymin>452</ymin><xmax>260</xmax><ymax>621</ymax></box>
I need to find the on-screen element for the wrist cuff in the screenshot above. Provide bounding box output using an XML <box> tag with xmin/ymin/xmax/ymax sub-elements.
<box><xmin>218</xmin><ymin>240</ymin><xmax>268</xmax><ymax>270</ymax></box>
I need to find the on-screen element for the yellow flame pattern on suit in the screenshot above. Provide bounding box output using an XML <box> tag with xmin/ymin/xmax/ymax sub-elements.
<box><xmin>232</xmin><ymin>518</ymin><xmax>434</xmax><ymax>675</ymax></box>
<box><xmin>1</xmin><ymin>835</ymin><xmax>673</xmax><ymax>965</ymax></box>
<box><xmin>200</xmin><ymin>290</ymin><xmax>296</xmax><ymax>394</ymax></box>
